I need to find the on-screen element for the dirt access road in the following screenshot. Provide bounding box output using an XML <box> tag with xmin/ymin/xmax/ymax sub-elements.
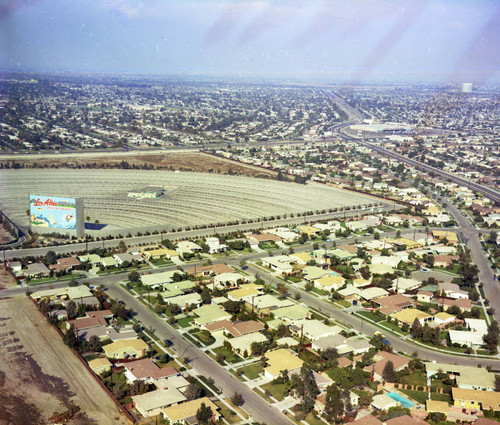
<box><xmin>0</xmin><ymin>297</ymin><xmax>131</xmax><ymax>425</ymax></box>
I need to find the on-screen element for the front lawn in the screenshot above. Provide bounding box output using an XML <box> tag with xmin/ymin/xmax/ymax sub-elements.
<box><xmin>357</xmin><ymin>310</ymin><xmax>383</xmax><ymax>323</ymax></box>
<box><xmin>306</xmin><ymin>411</ymin><xmax>327</xmax><ymax>425</ymax></box>
<box><xmin>177</xmin><ymin>316</ymin><xmax>194</xmax><ymax>328</ymax></box>
<box><xmin>261</xmin><ymin>382</ymin><xmax>290</xmax><ymax>401</ymax></box>
<box><xmin>213</xmin><ymin>346</ymin><xmax>242</xmax><ymax>363</ymax></box>
<box><xmin>192</xmin><ymin>330</ymin><xmax>215</xmax><ymax>346</ymax></box>
<box><xmin>239</xmin><ymin>362</ymin><xmax>263</xmax><ymax>380</ymax></box>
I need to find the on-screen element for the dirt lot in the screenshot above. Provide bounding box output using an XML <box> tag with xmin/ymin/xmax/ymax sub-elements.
<box><xmin>0</xmin><ymin>151</ymin><xmax>276</xmax><ymax>178</ymax></box>
<box><xmin>0</xmin><ymin>297</ymin><xmax>131</xmax><ymax>425</ymax></box>
<box><xmin>0</xmin><ymin>266</ymin><xmax>18</xmax><ymax>290</ymax></box>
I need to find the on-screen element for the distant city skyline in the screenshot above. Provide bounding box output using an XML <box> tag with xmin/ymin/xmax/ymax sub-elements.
<box><xmin>1</xmin><ymin>0</ymin><xmax>499</xmax><ymax>84</ymax></box>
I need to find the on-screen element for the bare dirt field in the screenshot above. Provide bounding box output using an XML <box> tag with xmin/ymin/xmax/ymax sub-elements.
<box><xmin>0</xmin><ymin>223</ymin><xmax>16</xmax><ymax>245</ymax></box>
<box><xmin>0</xmin><ymin>266</ymin><xmax>17</xmax><ymax>290</ymax></box>
<box><xmin>0</xmin><ymin>297</ymin><xmax>131</xmax><ymax>425</ymax></box>
<box><xmin>0</xmin><ymin>151</ymin><xmax>277</xmax><ymax>178</ymax></box>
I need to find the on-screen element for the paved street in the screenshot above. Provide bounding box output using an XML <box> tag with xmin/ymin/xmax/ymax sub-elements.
<box><xmin>105</xmin><ymin>284</ymin><xmax>294</xmax><ymax>425</ymax></box>
<box><xmin>3</xmin><ymin>204</ymin><xmax>393</xmax><ymax>260</ymax></box>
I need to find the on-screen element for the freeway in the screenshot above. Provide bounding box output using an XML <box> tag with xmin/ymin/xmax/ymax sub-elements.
<box><xmin>321</xmin><ymin>89</ymin><xmax>500</xmax><ymax>205</ymax></box>
<box><xmin>354</xmin><ymin>138</ymin><xmax>500</xmax><ymax>205</ymax></box>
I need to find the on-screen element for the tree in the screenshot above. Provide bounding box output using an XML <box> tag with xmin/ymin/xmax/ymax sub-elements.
<box><xmin>45</xmin><ymin>250</ymin><xmax>57</xmax><ymax>265</ymax></box>
<box><xmin>128</xmin><ymin>271</ymin><xmax>140</xmax><ymax>282</ymax></box>
<box><xmin>111</xmin><ymin>302</ymin><xmax>129</xmax><ymax>319</ymax></box>
<box><xmin>130</xmin><ymin>380</ymin><xmax>149</xmax><ymax>396</ymax></box>
<box><xmin>66</xmin><ymin>300</ymin><xmax>78</xmax><ymax>319</ymax></box>
<box><xmin>200</xmin><ymin>287</ymin><xmax>211</xmax><ymax>305</ymax></box>
<box><xmin>223</xmin><ymin>300</ymin><xmax>241</xmax><ymax>315</ymax></box>
<box><xmin>169</xmin><ymin>303</ymin><xmax>181</xmax><ymax>315</ymax></box>
<box><xmin>63</xmin><ymin>326</ymin><xmax>78</xmax><ymax>349</ymax></box>
<box><xmin>324</xmin><ymin>383</ymin><xmax>344</xmax><ymax>422</ymax></box>
<box><xmin>323</xmin><ymin>347</ymin><xmax>339</xmax><ymax>362</ymax></box>
<box><xmin>185</xmin><ymin>382</ymin><xmax>203</xmax><ymax>401</ymax></box>
<box><xmin>196</xmin><ymin>403</ymin><xmax>213</xmax><ymax>425</ymax></box>
<box><xmin>277</xmin><ymin>283</ymin><xmax>288</xmax><ymax>298</ymax></box>
<box><xmin>87</xmin><ymin>335</ymin><xmax>102</xmax><ymax>352</ymax></box>
<box><xmin>118</xmin><ymin>240</ymin><xmax>127</xmax><ymax>253</ymax></box>
<box><xmin>484</xmin><ymin>321</ymin><xmax>500</xmax><ymax>354</ymax></box>
<box><xmin>291</xmin><ymin>365</ymin><xmax>319</xmax><ymax>414</ymax></box>
<box><xmin>250</xmin><ymin>341</ymin><xmax>267</xmax><ymax>356</ymax></box>
<box><xmin>276</xmin><ymin>324</ymin><xmax>291</xmax><ymax>338</ymax></box>
<box><xmin>382</xmin><ymin>360</ymin><xmax>397</xmax><ymax>382</ymax></box>
<box><xmin>422</xmin><ymin>324</ymin><xmax>433</xmax><ymax>343</ymax></box>
<box><xmin>230</xmin><ymin>392</ymin><xmax>244</xmax><ymax>406</ymax></box>
<box><xmin>411</xmin><ymin>318</ymin><xmax>423</xmax><ymax>339</ymax></box>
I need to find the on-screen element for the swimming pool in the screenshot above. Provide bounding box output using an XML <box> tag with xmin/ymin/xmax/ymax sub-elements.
<box><xmin>386</xmin><ymin>391</ymin><xmax>416</xmax><ymax>408</ymax></box>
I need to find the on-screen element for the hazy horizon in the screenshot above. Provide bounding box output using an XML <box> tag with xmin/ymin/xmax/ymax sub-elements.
<box><xmin>1</xmin><ymin>0</ymin><xmax>499</xmax><ymax>84</ymax></box>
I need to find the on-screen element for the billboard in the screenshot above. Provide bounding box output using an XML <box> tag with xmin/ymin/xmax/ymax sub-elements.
<box><xmin>29</xmin><ymin>195</ymin><xmax>84</xmax><ymax>237</ymax></box>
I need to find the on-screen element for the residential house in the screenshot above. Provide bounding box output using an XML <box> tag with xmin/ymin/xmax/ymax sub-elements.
<box><xmin>293</xmin><ymin>319</ymin><xmax>342</xmax><ymax>341</ymax></box>
<box><xmin>289</xmin><ymin>252</ymin><xmax>313</xmax><ymax>265</ymax></box>
<box><xmin>263</xmin><ymin>348</ymin><xmax>304</xmax><ymax>379</ymax></box>
<box><xmin>214</xmin><ymin>272</ymin><xmax>251</xmax><ymax>289</ymax></box>
<box><xmin>123</xmin><ymin>358</ymin><xmax>179</xmax><ymax>383</ymax></box>
<box><xmin>176</xmin><ymin>240</ymin><xmax>203</xmax><ymax>254</ymax></box>
<box><xmin>102</xmin><ymin>339</ymin><xmax>149</xmax><ymax>359</ymax></box>
<box><xmin>186</xmin><ymin>263</ymin><xmax>233</xmax><ymax>278</ymax></box>
<box><xmin>434</xmin><ymin>297</ymin><xmax>472</xmax><ymax>312</ymax></box>
<box><xmin>161</xmin><ymin>397</ymin><xmax>221</xmax><ymax>424</ymax></box>
<box><xmin>364</xmin><ymin>351</ymin><xmax>410</xmax><ymax>381</ymax></box>
<box><xmin>448</xmin><ymin>330</ymin><xmax>484</xmax><ymax>347</ymax></box>
<box><xmin>88</xmin><ymin>358</ymin><xmax>112</xmax><ymax>375</ymax></box>
<box><xmin>205</xmin><ymin>319</ymin><xmax>265</xmax><ymax>338</ymax></box>
<box><xmin>392</xmin><ymin>277</ymin><xmax>421</xmax><ymax>293</ymax></box>
<box><xmin>358</xmin><ymin>287</ymin><xmax>390</xmax><ymax>301</ymax></box>
<box><xmin>296</xmin><ymin>225</ymin><xmax>321</xmax><ymax>238</ymax></box>
<box><xmin>302</xmin><ymin>266</ymin><xmax>331</xmax><ymax>281</ymax></box>
<box><xmin>438</xmin><ymin>282</ymin><xmax>469</xmax><ymax>300</ymax></box>
<box><xmin>132</xmin><ymin>388</ymin><xmax>186</xmax><ymax>418</ymax></box>
<box><xmin>205</xmin><ymin>237</ymin><xmax>228</xmax><ymax>254</ymax></box>
<box><xmin>113</xmin><ymin>252</ymin><xmax>144</xmax><ymax>265</ymax></box>
<box><xmin>425</xmin><ymin>362</ymin><xmax>495</xmax><ymax>391</ymax></box>
<box><xmin>192</xmin><ymin>304</ymin><xmax>231</xmax><ymax>326</ymax></box>
<box><xmin>78</xmin><ymin>254</ymin><xmax>103</xmax><ymax>266</ymax></box>
<box><xmin>246</xmin><ymin>233</ymin><xmax>281</xmax><ymax>248</ymax></box>
<box><xmin>272</xmin><ymin>304</ymin><xmax>309</xmax><ymax>324</ymax></box>
<box><xmin>50</xmin><ymin>256</ymin><xmax>81</xmax><ymax>272</ymax></box>
<box><xmin>227</xmin><ymin>283</ymin><xmax>263</xmax><ymax>302</ymax></box>
<box><xmin>452</xmin><ymin>388</ymin><xmax>500</xmax><ymax>411</ymax></box>
<box><xmin>314</xmin><ymin>274</ymin><xmax>345</xmax><ymax>292</ymax></box>
<box><xmin>141</xmin><ymin>271</ymin><xmax>174</xmax><ymax>289</ymax></box>
<box><xmin>25</xmin><ymin>262</ymin><xmax>50</xmax><ymax>278</ymax></box>
<box><xmin>368</xmin><ymin>263</ymin><xmax>394</xmax><ymax>275</ymax></box>
<box><xmin>248</xmin><ymin>294</ymin><xmax>294</xmax><ymax>315</ymax></box>
<box><xmin>375</xmin><ymin>294</ymin><xmax>414</xmax><ymax>315</ymax></box>
<box><xmin>391</xmin><ymin>308</ymin><xmax>433</xmax><ymax>326</ymax></box>
<box><xmin>261</xmin><ymin>255</ymin><xmax>294</xmax><ymax>275</ymax></box>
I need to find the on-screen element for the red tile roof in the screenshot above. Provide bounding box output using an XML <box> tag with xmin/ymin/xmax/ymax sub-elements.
<box><xmin>125</xmin><ymin>359</ymin><xmax>178</xmax><ymax>380</ymax></box>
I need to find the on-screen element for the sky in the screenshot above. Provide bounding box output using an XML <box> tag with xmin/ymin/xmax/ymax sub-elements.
<box><xmin>0</xmin><ymin>0</ymin><xmax>499</xmax><ymax>84</ymax></box>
